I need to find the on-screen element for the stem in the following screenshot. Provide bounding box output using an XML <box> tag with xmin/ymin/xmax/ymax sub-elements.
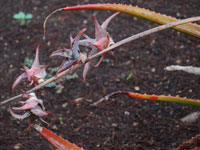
<box><xmin>43</xmin><ymin>8</ymin><xmax>64</xmax><ymax>40</ymax></box>
<box><xmin>91</xmin><ymin>91</ymin><xmax>129</xmax><ymax>106</ymax></box>
<box><xmin>1</xmin><ymin>16</ymin><xmax>200</xmax><ymax>106</ymax></box>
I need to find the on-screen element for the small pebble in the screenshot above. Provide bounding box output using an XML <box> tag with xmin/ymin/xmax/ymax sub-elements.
<box><xmin>181</xmin><ymin>111</ymin><xmax>200</xmax><ymax>124</ymax></box>
<box><xmin>115</xmin><ymin>78</ymin><xmax>120</xmax><ymax>82</ymax></box>
<box><xmin>83</xmin><ymin>20</ymin><xmax>88</xmax><ymax>24</ymax></box>
<box><xmin>52</xmin><ymin>125</ymin><xmax>58</xmax><ymax>130</ymax></box>
<box><xmin>133</xmin><ymin>16</ymin><xmax>137</xmax><ymax>21</ymax></box>
<box><xmin>124</xmin><ymin>111</ymin><xmax>130</xmax><ymax>116</ymax></box>
<box><xmin>176</xmin><ymin>12</ymin><xmax>181</xmax><ymax>17</ymax></box>
<box><xmin>133</xmin><ymin>122</ymin><xmax>139</xmax><ymax>127</ymax></box>
<box><xmin>14</xmin><ymin>144</ymin><xmax>22</xmax><ymax>149</ymax></box>
<box><xmin>134</xmin><ymin>86</ymin><xmax>140</xmax><ymax>91</ymax></box>
<box><xmin>112</xmin><ymin>123</ymin><xmax>118</xmax><ymax>127</ymax></box>
<box><xmin>179</xmin><ymin>45</ymin><xmax>185</xmax><ymax>49</ymax></box>
<box><xmin>176</xmin><ymin>59</ymin><xmax>181</xmax><ymax>64</ymax></box>
<box><xmin>47</xmin><ymin>41</ymin><xmax>51</xmax><ymax>46</ymax></box>
<box><xmin>177</xmin><ymin>91</ymin><xmax>182</xmax><ymax>94</ymax></box>
<box><xmin>62</xmin><ymin>102</ymin><xmax>68</xmax><ymax>108</ymax></box>
<box><xmin>151</xmin><ymin>68</ymin><xmax>156</xmax><ymax>72</ymax></box>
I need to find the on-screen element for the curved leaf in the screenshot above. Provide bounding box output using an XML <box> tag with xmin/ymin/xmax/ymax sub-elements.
<box><xmin>35</xmin><ymin>125</ymin><xmax>84</xmax><ymax>150</ymax></box>
<box><xmin>92</xmin><ymin>91</ymin><xmax>200</xmax><ymax>107</ymax></box>
<box><xmin>62</xmin><ymin>4</ymin><xmax>200</xmax><ymax>38</ymax></box>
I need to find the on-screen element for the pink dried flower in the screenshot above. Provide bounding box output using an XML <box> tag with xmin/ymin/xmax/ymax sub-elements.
<box><xmin>9</xmin><ymin>93</ymin><xmax>49</xmax><ymax>120</ymax></box>
<box><xmin>50</xmin><ymin>28</ymin><xmax>87</xmax><ymax>75</ymax></box>
<box><xmin>12</xmin><ymin>46</ymin><xmax>47</xmax><ymax>91</ymax></box>
<box><xmin>81</xmin><ymin>12</ymin><xmax>119</xmax><ymax>81</ymax></box>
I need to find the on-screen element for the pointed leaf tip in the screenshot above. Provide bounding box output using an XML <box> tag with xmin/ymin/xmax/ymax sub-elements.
<box><xmin>35</xmin><ymin>125</ymin><xmax>84</xmax><ymax>150</ymax></box>
<box><xmin>73</xmin><ymin>28</ymin><xmax>87</xmax><ymax>42</ymax></box>
<box><xmin>9</xmin><ymin>106</ymin><xmax>31</xmax><ymax>120</ymax></box>
<box><xmin>101</xmin><ymin>12</ymin><xmax>120</xmax><ymax>29</ymax></box>
<box><xmin>32</xmin><ymin>45</ymin><xmax>40</xmax><ymax>68</ymax></box>
<box><xmin>12</xmin><ymin>73</ymin><xmax>28</xmax><ymax>91</ymax></box>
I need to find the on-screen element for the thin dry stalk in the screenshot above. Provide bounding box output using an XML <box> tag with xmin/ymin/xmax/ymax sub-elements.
<box><xmin>1</xmin><ymin>16</ymin><xmax>200</xmax><ymax>106</ymax></box>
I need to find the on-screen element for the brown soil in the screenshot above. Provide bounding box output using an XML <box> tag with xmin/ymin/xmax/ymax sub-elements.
<box><xmin>0</xmin><ymin>0</ymin><xmax>200</xmax><ymax>150</ymax></box>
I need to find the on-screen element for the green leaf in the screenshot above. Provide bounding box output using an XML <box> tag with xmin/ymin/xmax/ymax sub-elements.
<box><xmin>59</xmin><ymin>116</ymin><xmax>63</xmax><ymax>122</ymax></box>
<box><xmin>13</xmin><ymin>11</ymin><xmax>26</xmax><ymax>20</ymax></box>
<box><xmin>136</xmin><ymin>56</ymin><xmax>140</xmax><ymax>59</ymax></box>
<box><xmin>10</xmin><ymin>117</ymin><xmax>17</xmax><ymax>121</ymax></box>
<box><xmin>58</xmin><ymin>116</ymin><xmax>63</xmax><ymax>124</ymax></box>
<box><xmin>24</xmin><ymin>58</ymin><xmax>33</xmax><ymax>68</ymax></box>
<box><xmin>45</xmin><ymin>82</ymin><xmax>57</xmax><ymax>88</ymax></box>
<box><xmin>25</xmin><ymin>13</ymin><xmax>33</xmax><ymax>19</ymax></box>
<box><xmin>102</xmin><ymin>58</ymin><xmax>111</xmax><ymax>63</ymax></box>
<box><xmin>63</xmin><ymin>73</ymin><xmax>79</xmax><ymax>81</ymax></box>
<box><xmin>50</xmin><ymin>67</ymin><xmax>59</xmax><ymax>73</ymax></box>
<box><xmin>126</xmin><ymin>72</ymin><xmax>133</xmax><ymax>80</ymax></box>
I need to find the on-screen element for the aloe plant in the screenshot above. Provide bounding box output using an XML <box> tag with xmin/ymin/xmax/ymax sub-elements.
<box><xmin>43</xmin><ymin>4</ymin><xmax>200</xmax><ymax>38</ymax></box>
<box><xmin>92</xmin><ymin>91</ymin><xmax>200</xmax><ymax>107</ymax></box>
<box><xmin>1</xmin><ymin>15</ymin><xmax>200</xmax><ymax>106</ymax></box>
<box><xmin>1</xmin><ymin>3</ymin><xmax>200</xmax><ymax>150</ymax></box>
<box><xmin>9</xmin><ymin>92</ymin><xmax>49</xmax><ymax>121</ymax></box>
<box><xmin>50</xmin><ymin>28</ymin><xmax>87</xmax><ymax>75</ymax></box>
<box><xmin>12</xmin><ymin>46</ymin><xmax>47</xmax><ymax>91</ymax></box>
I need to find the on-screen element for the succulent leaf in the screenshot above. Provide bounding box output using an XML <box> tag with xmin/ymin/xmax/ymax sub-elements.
<box><xmin>9</xmin><ymin>93</ymin><xmax>49</xmax><ymax>120</ymax></box>
<box><xmin>82</xmin><ymin>13</ymin><xmax>118</xmax><ymax>80</ymax></box>
<box><xmin>31</xmin><ymin>105</ymin><xmax>49</xmax><ymax>117</ymax></box>
<box><xmin>101</xmin><ymin>12</ymin><xmax>120</xmax><ymax>30</ymax></box>
<box><xmin>56</xmin><ymin>59</ymin><xmax>75</xmax><ymax>75</ymax></box>
<box><xmin>9</xmin><ymin>106</ymin><xmax>31</xmax><ymax>120</ymax></box>
<box><xmin>63</xmin><ymin>4</ymin><xmax>200</xmax><ymax>38</ymax></box>
<box><xmin>71</xmin><ymin>28</ymin><xmax>87</xmax><ymax>59</ymax></box>
<box><xmin>13</xmin><ymin>100</ymin><xmax>38</xmax><ymax>110</ymax></box>
<box><xmin>50</xmin><ymin>28</ymin><xmax>87</xmax><ymax>75</ymax></box>
<box><xmin>50</xmin><ymin>49</ymin><xmax>71</xmax><ymax>58</ymax></box>
<box><xmin>83</xmin><ymin>47</ymin><xmax>98</xmax><ymax>81</ymax></box>
<box><xmin>92</xmin><ymin>91</ymin><xmax>200</xmax><ymax>107</ymax></box>
<box><xmin>35</xmin><ymin>125</ymin><xmax>84</xmax><ymax>150</ymax></box>
<box><xmin>12</xmin><ymin>46</ymin><xmax>46</xmax><ymax>91</ymax></box>
<box><xmin>12</xmin><ymin>73</ymin><xmax>28</xmax><ymax>91</ymax></box>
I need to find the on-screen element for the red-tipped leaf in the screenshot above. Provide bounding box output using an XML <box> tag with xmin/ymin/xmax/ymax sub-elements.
<box><xmin>62</xmin><ymin>4</ymin><xmax>200</xmax><ymax>38</ymax></box>
<box><xmin>92</xmin><ymin>91</ymin><xmax>200</xmax><ymax>107</ymax></box>
<box><xmin>35</xmin><ymin>125</ymin><xmax>84</xmax><ymax>150</ymax></box>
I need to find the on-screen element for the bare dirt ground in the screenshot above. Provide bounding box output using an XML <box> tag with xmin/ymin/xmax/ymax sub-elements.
<box><xmin>0</xmin><ymin>0</ymin><xmax>200</xmax><ymax>149</ymax></box>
